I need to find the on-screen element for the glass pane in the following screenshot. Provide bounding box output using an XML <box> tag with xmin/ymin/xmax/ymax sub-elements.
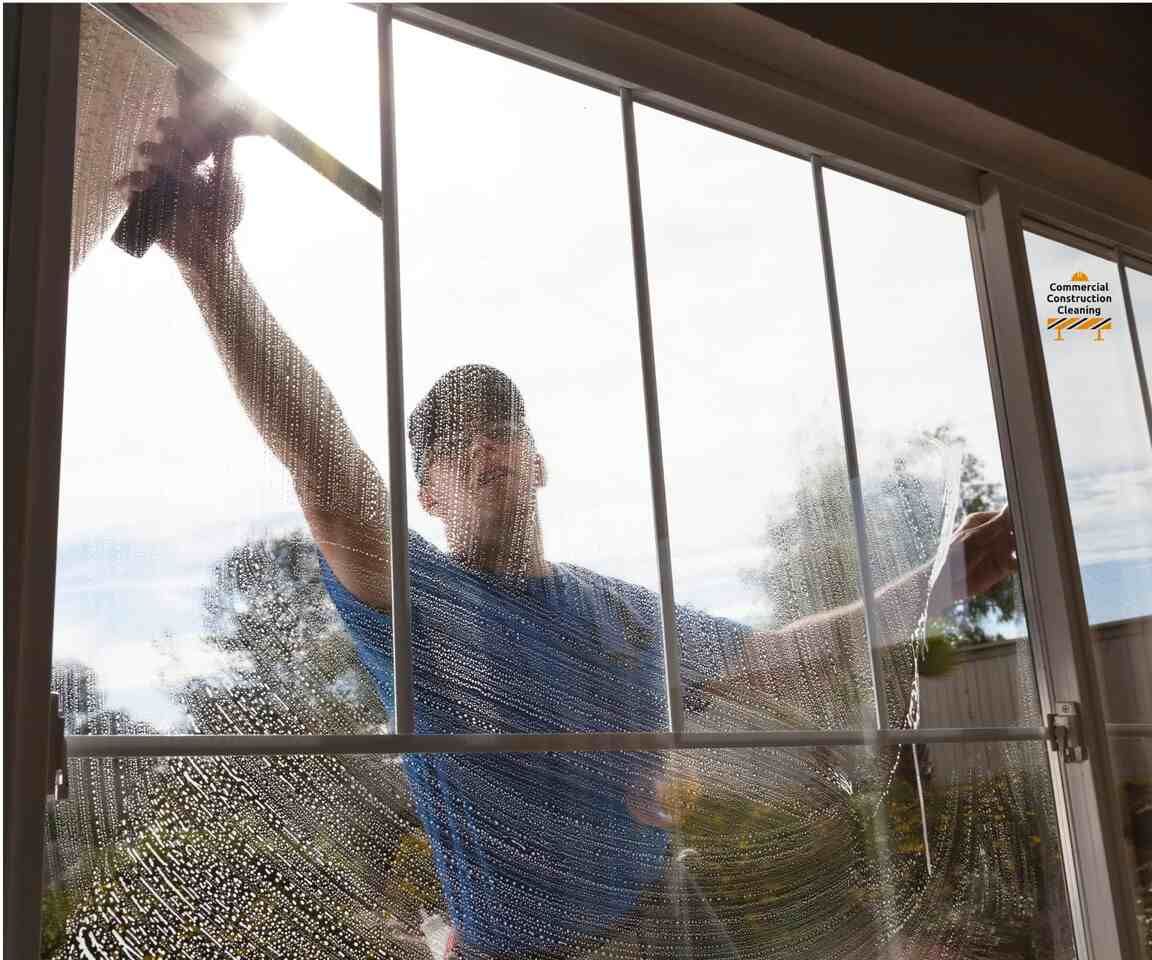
<box><xmin>44</xmin><ymin>742</ymin><xmax>1073</xmax><ymax>957</ymax></box>
<box><xmin>824</xmin><ymin>171</ymin><xmax>1041</xmax><ymax>729</ymax></box>
<box><xmin>638</xmin><ymin>112</ymin><xmax>1028</xmax><ymax>735</ymax></box>
<box><xmin>635</xmin><ymin>106</ymin><xmax>878</xmax><ymax>731</ymax></box>
<box><xmin>390</xmin><ymin>25</ymin><xmax>668</xmax><ymax>734</ymax></box>
<box><xmin>1024</xmin><ymin>232</ymin><xmax>1152</xmax><ymax>625</ymax></box>
<box><xmin>59</xmin><ymin>11</ymin><xmax>390</xmax><ymax>735</ymax></box>
<box><xmin>71</xmin><ymin>5</ymin><xmax>273</xmax><ymax>266</ymax></box>
<box><xmin>1025</xmin><ymin>232</ymin><xmax>1152</xmax><ymax>957</ymax></box>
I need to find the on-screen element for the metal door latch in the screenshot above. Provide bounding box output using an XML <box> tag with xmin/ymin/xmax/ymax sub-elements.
<box><xmin>1047</xmin><ymin>701</ymin><xmax>1085</xmax><ymax>763</ymax></box>
<box><xmin>46</xmin><ymin>691</ymin><xmax>68</xmax><ymax>801</ymax></box>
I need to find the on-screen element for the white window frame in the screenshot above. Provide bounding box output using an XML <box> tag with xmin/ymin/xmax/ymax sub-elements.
<box><xmin>8</xmin><ymin>4</ymin><xmax>1152</xmax><ymax>957</ymax></box>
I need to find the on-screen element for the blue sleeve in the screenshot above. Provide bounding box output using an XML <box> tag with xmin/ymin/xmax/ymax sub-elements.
<box><xmin>608</xmin><ymin>576</ymin><xmax>752</xmax><ymax>712</ymax></box>
<box><xmin>676</xmin><ymin>603</ymin><xmax>752</xmax><ymax>694</ymax></box>
<box><xmin>319</xmin><ymin>533</ymin><xmax>438</xmax><ymax>717</ymax></box>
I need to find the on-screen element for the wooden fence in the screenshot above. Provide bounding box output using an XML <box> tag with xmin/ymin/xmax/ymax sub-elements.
<box><xmin>918</xmin><ymin>615</ymin><xmax>1151</xmax><ymax>780</ymax></box>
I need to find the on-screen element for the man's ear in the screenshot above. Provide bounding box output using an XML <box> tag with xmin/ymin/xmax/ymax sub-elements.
<box><xmin>418</xmin><ymin>482</ymin><xmax>440</xmax><ymax>517</ymax></box>
<box><xmin>533</xmin><ymin>453</ymin><xmax>548</xmax><ymax>489</ymax></box>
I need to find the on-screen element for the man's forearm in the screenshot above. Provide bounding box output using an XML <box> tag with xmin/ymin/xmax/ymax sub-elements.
<box><xmin>176</xmin><ymin>243</ymin><xmax>386</xmax><ymax>524</ymax></box>
<box><xmin>723</xmin><ymin>562</ymin><xmax>945</xmax><ymax>694</ymax></box>
<box><xmin>776</xmin><ymin>561</ymin><xmax>945</xmax><ymax>643</ymax></box>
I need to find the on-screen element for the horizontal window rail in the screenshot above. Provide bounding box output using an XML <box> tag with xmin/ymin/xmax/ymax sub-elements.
<box><xmin>67</xmin><ymin>725</ymin><xmax>1048</xmax><ymax>758</ymax></box>
<box><xmin>1105</xmin><ymin>723</ymin><xmax>1152</xmax><ymax>739</ymax></box>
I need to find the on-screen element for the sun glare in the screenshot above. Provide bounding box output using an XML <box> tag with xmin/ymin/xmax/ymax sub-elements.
<box><xmin>227</xmin><ymin>2</ymin><xmax>381</xmax><ymax>185</ymax></box>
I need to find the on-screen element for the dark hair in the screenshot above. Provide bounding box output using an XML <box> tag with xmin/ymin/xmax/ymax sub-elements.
<box><xmin>408</xmin><ymin>365</ymin><xmax>526</xmax><ymax>484</ymax></box>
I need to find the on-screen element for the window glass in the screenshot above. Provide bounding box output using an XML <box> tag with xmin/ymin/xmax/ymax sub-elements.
<box><xmin>391</xmin><ymin>24</ymin><xmax>668</xmax><ymax>734</ymax></box>
<box><xmin>635</xmin><ymin>106</ymin><xmax>880</xmax><ymax>731</ymax></box>
<box><xmin>638</xmin><ymin>111</ymin><xmax>1030</xmax><ymax>735</ymax></box>
<box><xmin>58</xmin><ymin>8</ymin><xmax>390</xmax><ymax>735</ymax></box>
<box><xmin>50</xmin><ymin>8</ymin><xmax>1083</xmax><ymax>959</ymax></box>
<box><xmin>44</xmin><ymin>741</ymin><xmax>1073</xmax><ymax>957</ymax></box>
<box><xmin>1024</xmin><ymin>234</ymin><xmax>1152</xmax><ymax>624</ymax></box>
<box><xmin>824</xmin><ymin>170</ymin><xmax>1040</xmax><ymax>728</ymax></box>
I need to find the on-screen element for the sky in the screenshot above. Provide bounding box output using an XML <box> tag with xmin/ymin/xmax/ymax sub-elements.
<box><xmin>55</xmin><ymin>5</ymin><xmax>1152</xmax><ymax>728</ymax></box>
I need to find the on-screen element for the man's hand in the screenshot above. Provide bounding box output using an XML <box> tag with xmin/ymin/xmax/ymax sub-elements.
<box><xmin>930</xmin><ymin>506</ymin><xmax>1017</xmax><ymax>615</ymax></box>
<box><xmin>114</xmin><ymin>70</ymin><xmax>257</xmax><ymax>268</ymax></box>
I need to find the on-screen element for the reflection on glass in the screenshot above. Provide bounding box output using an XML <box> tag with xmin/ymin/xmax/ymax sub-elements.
<box><xmin>824</xmin><ymin>170</ymin><xmax>1038</xmax><ymax>729</ymax></box>
<box><xmin>57</xmin><ymin>12</ymin><xmax>389</xmax><ymax>735</ymax></box>
<box><xmin>43</xmin><ymin>743</ymin><xmax>1073</xmax><ymax>957</ymax></box>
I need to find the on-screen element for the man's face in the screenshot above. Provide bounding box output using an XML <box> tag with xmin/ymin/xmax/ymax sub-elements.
<box><xmin>417</xmin><ymin>418</ymin><xmax>545</xmax><ymax>542</ymax></box>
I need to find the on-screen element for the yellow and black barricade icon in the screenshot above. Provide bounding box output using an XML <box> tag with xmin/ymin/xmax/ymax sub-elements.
<box><xmin>1047</xmin><ymin>270</ymin><xmax>1113</xmax><ymax>341</ymax></box>
<box><xmin>1047</xmin><ymin>315</ymin><xmax>1113</xmax><ymax>341</ymax></box>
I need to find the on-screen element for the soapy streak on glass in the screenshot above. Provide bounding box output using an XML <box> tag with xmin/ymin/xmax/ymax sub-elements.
<box><xmin>44</xmin><ymin>743</ymin><xmax>1074</xmax><ymax>958</ymax></box>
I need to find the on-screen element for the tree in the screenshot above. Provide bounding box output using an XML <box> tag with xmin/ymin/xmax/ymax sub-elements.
<box><xmin>185</xmin><ymin>531</ymin><xmax>389</xmax><ymax>735</ymax></box>
<box><xmin>42</xmin><ymin>533</ymin><xmax>439</xmax><ymax>959</ymax></box>
<box><xmin>750</xmin><ymin>424</ymin><xmax>1020</xmax><ymax>651</ymax></box>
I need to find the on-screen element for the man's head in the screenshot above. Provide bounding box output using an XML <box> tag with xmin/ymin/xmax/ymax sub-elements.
<box><xmin>409</xmin><ymin>365</ymin><xmax>546</xmax><ymax>547</ymax></box>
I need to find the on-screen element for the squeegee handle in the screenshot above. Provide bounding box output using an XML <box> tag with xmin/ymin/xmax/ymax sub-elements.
<box><xmin>111</xmin><ymin>170</ymin><xmax>183</xmax><ymax>259</ymax></box>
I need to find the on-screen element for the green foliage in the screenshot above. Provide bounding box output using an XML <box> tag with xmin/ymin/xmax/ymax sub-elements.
<box><xmin>675</xmin><ymin>762</ymin><xmax>1063</xmax><ymax>958</ymax></box>
<box><xmin>917</xmin><ymin>625</ymin><xmax>956</xmax><ymax>677</ymax></box>
<box><xmin>747</xmin><ymin>450</ymin><xmax>862</xmax><ymax>630</ymax></box>
<box><xmin>1120</xmin><ymin>777</ymin><xmax>1152</xmax><ymax>951</ymax></box>
<box><xmin>381</xmin><ymin>830</ymin><xmax>443</xmax><ymax>917</ymax></box>
<box><xmin>191</xmin><ymin>531</ymin><xmax>388</xmax><ymax>734</ymax></box>
<box><xmin>38</xmin><ymin>885</ymin><xmax>75</xmax><ymax>958</ymax></box>
<box><xmin>42</xmin><ymin>531</ymin><xmax>430</xmax><ymax>958</ymax></box>
<box><xmin>752</xmin><ymin>423</ymin><xmax>1020</xmax><ymax>659</ymax></box>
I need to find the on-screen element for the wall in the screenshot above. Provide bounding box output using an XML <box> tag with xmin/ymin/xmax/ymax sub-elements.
<box><xmin>752</xmin><ymin>5</ymin><xmax>1152</xmax><ymax>181</ymax></box>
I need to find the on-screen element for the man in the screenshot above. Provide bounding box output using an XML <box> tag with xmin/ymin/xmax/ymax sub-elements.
<box><xmin>117</xmin><ymin>85</ymin><xmax>1016</xmax><ymax>959</ymax></box>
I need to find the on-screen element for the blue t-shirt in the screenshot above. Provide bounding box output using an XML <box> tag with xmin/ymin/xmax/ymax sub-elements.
<box><xmin>320</xmin><ymin>532</ymin><xmax>747</xmax><ymax>955</ymax></box>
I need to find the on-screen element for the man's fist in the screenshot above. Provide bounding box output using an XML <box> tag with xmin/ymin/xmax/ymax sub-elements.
<box><xmin>931</xmin><ymin>505</ymin><xmax>1017</xmax><ymax>614</ymax></box>
<box><xmin>113</xmin><ymin>70</ymin><xmax>259</xmax><ymax>266</ymax></box>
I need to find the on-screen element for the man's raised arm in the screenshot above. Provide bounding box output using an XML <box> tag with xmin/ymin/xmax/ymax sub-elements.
<box><xmin>117</xmin><ymin>91</ymin><xmax>392</xmax><ymax>611</ymax></box>
<box><xmin>774</xmin><ymin>506</ymin><xmax>1017</xmax><ymax>643</ymax></box>
<box><xmin>705</xmin><ymin>507</ymin><xmax>1017</xmax><ymax>712</ymax></box>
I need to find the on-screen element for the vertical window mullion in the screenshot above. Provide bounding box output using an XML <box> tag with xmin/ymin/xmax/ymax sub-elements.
<box><xmin>376</xmin><ymin>7</ymin><xmax>414</xmax><ymax>736</ymax></box>
<box><xmin>1116</xmin><ymin>255</ymin><xmax>1152</xmax><ymax>452</ymax></box>
<box><xmin>7</xmin><ymin>6</ymin><xmax>82</xmax><ymax>955</ymax></box>
<box><xmin>810</xmin><ymin>157</ymin><xmax>889</xmax><ymax>730</ymax></box>
<box><xmin>619</xmin><ymin>89</ymin><xmax>685</xmax><ymax>736</ymax></box>
<box><xmin>813</xmin><ymin>158</ymin><xmax>937</xmax><ymax>876</ymax></box>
